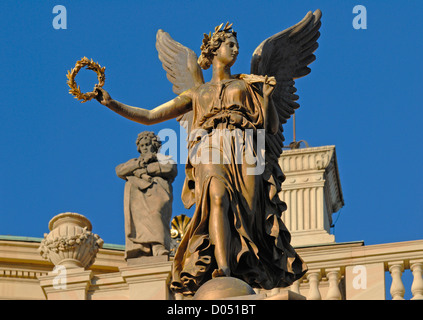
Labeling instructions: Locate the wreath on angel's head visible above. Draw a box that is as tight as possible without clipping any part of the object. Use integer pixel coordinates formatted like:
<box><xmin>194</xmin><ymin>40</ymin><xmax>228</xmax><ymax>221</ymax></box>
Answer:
<box><xmin>66</xmin><ymin>57</ymin><xmax>105</xmax><ymax>103</ymax></box>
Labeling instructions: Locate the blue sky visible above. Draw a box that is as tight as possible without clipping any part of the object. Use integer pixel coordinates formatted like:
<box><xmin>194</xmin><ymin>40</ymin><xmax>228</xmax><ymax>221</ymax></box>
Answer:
<box><xmin>1</xmin><ymin>0</ymin><xmax>422</xmax><ymax>252</ymax></box>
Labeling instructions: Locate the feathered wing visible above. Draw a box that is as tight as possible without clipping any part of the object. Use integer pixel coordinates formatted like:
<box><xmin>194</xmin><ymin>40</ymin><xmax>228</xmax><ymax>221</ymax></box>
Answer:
<box><xmin>155</xmin><ymin>30</ymin><xmax>204</xmax><ymax>133</ymax></box>
<box><xmin>250</xmin><ymin>9</ymin><xmax>322</xmax><ymax>167</ymax></box>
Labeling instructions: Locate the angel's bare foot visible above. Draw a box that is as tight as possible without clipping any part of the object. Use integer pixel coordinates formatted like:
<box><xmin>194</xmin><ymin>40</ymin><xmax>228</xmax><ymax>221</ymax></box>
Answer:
<box><xmin>212</xmin><ymin>267</ymin><xmax>230</xmax><ymax>278</ymax></box>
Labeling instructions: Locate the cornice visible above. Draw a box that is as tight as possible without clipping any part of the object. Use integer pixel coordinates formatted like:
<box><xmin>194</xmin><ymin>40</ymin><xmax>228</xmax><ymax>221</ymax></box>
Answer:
<box><xmin>279</xmin><ymin>145</ymin><xmax>344</xmax><ymax>211</ymax></box>
<box><xmin>279</xmin><ymin>145</ymin><xmax>336</xmax><ymax>173</ymax></box>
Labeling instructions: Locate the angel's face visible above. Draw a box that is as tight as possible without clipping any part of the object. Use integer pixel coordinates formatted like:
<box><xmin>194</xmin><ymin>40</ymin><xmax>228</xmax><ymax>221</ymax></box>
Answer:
<box><xmin>213</xmin><ymin>35</ymin><xmax>239</xmax><ymax>68</ymax></box>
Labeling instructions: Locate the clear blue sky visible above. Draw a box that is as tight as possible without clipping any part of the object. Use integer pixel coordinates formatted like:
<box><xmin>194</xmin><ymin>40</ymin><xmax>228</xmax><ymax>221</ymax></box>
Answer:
<box><xmin>1</xmin><ymin>0</ymin><xmax>422</xmax><ymax>251</ymax></box>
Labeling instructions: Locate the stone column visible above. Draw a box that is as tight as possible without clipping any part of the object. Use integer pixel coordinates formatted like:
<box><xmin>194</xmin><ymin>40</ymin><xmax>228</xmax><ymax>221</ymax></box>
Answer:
<box><xmin>38</xmin><ymin>212</ymin><xmax>103</xmax><ymax>300</ymax></box>
<box><xmin>278</xmin><ymin>145</ymin><xmax>344</xmax><ymax>247</ymax></box>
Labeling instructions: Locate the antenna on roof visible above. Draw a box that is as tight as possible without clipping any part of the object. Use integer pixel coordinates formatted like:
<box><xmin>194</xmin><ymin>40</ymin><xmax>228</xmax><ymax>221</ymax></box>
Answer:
<box><xmin>283</xmin><ymin>113</ymin><xmax>310</xmax><ymax>150</ymax></box>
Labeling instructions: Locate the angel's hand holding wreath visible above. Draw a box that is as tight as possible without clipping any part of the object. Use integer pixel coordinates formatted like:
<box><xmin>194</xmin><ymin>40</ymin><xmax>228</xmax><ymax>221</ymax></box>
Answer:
<box><xmin>95</xmin><ymin>85</ymin><xmax>112</xmax><ymax>106</ymax></box>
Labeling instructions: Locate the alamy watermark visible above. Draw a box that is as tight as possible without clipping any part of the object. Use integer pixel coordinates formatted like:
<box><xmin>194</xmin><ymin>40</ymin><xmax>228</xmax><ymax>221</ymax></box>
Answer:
<box><xmin>53</xmin><ymin>5</ymin><xmax>368</xmax><ymax>31</ymax></box>
<box><xmin>52</xmin><ymin>265</ymin><xmax>67</xmax><ymax>289</ymax></box>
<box><xmin>52</xmin><ymin>5</ymin><xmax>67</xmax><ymax>29</ymax></box>
<box><xmin>157</xmin><ymin>125</ymin><xmax>266</xmax><ymax>176</ymax></box>
<box><xmin>352</xmin><ymin>5</ymin><xmax>367</xmax><ymax>30</ymax></box>
<box><xmin>352</xmin><ymin>265</ymin><xmax>367</xmax><ymax>290</ymax></box>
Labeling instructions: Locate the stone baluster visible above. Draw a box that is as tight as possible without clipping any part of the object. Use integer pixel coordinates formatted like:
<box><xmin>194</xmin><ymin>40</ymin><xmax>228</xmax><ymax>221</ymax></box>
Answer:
<box><xmin>410</xmin><ymin>260</ymin><xmax>423</xmax><ymax>300</ymax></box>
<box><xmin>307</xmin><ymin>270</ymin><xmax>322</xmax><ymax>300</ymax></box>
<box><xmin>325</xmin><ymin>268</ymin><xmax>342</xmax><ymax>300</ymax></box>
<box><xmin>290</xmin><ymin>279</ymin><xmax>301</xmax><ymax>295</ymax></box>
<box><xmin>388</xmin><ymin>261</ymin><xmax>405</xmax><ymax>300</ymax></box>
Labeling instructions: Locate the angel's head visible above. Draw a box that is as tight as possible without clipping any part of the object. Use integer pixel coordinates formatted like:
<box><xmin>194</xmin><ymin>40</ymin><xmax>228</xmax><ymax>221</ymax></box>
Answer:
<box><xmin>198</xmin><ymin>22</ymin><xmax>238</xmax><ymax>70</ymax></box>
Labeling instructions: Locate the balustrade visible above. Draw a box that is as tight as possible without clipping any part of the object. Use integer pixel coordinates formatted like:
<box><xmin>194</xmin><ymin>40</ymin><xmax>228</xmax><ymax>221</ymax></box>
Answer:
<box><xmin>283</xmin><ymin>240</ymin><xmax>423</xmax><ymax>300</ymax></box>
<box><xmin>2</xmin><ymin>236</ymin><xmax>423</xmax><ymax>300</ymax></box>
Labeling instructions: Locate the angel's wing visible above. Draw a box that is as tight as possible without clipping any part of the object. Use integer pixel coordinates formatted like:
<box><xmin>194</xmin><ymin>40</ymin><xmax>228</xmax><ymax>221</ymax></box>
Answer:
<box><xmin>156</xmin><ymin>30</ymin><xmax>204</xmax><ymax>133</ymax></box>
<box><xmin>250</xmin><ymin>9</ymin><xmax>322</xmax><ymax>166</ymax></box>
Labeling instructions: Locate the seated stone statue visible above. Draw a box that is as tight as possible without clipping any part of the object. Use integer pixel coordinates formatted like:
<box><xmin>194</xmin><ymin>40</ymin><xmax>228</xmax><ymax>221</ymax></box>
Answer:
<box><xmin>116</xmin><ymin>131</ymin><xmax>177</xmax><ymax>259</ymax></box>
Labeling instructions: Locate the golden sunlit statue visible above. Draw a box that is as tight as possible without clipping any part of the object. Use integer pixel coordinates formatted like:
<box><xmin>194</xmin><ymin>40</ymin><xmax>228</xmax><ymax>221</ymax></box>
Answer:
<box><xmin>91</xmin><ymin>10</ymin><xmax>322</xmax><ymax>296</ymax></box>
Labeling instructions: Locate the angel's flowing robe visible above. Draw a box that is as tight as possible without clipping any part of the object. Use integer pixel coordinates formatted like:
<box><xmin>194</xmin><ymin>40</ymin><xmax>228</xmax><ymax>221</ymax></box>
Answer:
<box><xmin>171</xmin><ymin>75</ymin><xmax>307</xmax><ymax>295</ymax></box>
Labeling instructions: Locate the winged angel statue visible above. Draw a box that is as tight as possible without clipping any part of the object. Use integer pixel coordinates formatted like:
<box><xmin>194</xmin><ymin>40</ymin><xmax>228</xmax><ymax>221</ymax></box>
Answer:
<box><xmin>95</xmin><ymin>10</ymin><xmax>322</xmax><ymax>295</ymax></box>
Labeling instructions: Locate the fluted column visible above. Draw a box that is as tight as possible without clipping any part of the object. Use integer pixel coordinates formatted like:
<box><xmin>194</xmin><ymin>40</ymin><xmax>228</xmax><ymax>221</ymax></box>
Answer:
<box><xmin>410</xmin><ymin>260</ymin><xmax>423</xmax><ymax>300</ymax></box>
<box><xmin>278</xmin><ymin>146</ymin><xmax>343</xmax><ymax>247</ymax></box>
<box><xmin>307</xmin><ymin>270</ymin><xmax>322</xmax><ymax>300</ymax></box>
<box><xmin>388</xmin><ymin>261</ymin><xmax>405</xmax><ymax>300</ymax></box>
<box><xmin>325</xmin><ymin>268</ymin><xmax>342</xmax><ymax>300</ymax></box>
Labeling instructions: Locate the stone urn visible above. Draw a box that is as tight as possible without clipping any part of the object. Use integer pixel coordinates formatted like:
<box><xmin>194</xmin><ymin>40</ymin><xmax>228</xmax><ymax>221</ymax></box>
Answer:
<box><xmin>38</xmin><ymin>212</ymin><xmax>104</xmax><ymax>269</ymax></box>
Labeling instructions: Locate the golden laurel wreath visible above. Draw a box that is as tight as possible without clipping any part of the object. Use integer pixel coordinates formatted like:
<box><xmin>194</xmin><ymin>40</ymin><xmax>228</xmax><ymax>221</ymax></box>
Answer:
<box><xmin>66</xmin><ymin>57</ymin><xmax>106</xmax><ymax>103</ymax></box>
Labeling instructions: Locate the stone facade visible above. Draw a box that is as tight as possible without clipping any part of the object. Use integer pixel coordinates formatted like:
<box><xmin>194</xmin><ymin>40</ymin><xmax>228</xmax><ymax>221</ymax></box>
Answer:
<box><xmin>1</xmin><ymin>145</ymin><xmax>423</xmax><ymax>300</ymax></box>
<box><xmin>2</xmin><ymin>234</ymin><xmax>423</xmax><ymax>300</ymax></box>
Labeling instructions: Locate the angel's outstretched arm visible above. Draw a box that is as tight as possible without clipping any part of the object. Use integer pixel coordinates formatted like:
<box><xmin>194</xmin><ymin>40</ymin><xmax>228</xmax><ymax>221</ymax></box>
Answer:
<box><xmin>95</xmin><ymin>86</ymin><xmax>192</xmax><ymax>125</ymax></box>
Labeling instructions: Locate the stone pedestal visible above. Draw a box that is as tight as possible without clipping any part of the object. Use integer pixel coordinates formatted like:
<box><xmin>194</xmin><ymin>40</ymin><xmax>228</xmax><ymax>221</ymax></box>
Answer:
<box><xmin>192</xmin><ymin>277</ymin><xmax>306</xmax><ymax>300</ymax></box>
<box><xmin>345</xmin><ymin>262</ymin><xmax>386</xmax><ymax>300</ymax></box>
<box><xmin>39</xmin><ymin>267</ymin><xmax>93</xmax><ymax>300</ymax></box>
<box><xmin>120</xmin><ymin>256</ymin><xmax>172</xmax><ymax>300</ymax></box>
<box><xmin>262</xmin><ymin>289</ymin><xmax>306</xmax><ymax>300</ymax></box>
<box><xmin>278</xmin><ymin>146</ymin><xmax>344</xmax><ymax>247</ymax></box>
<box><xmin>219</xmin><ymin>289</ymin><xmax>306</xmax><ymax>300</ymax></box>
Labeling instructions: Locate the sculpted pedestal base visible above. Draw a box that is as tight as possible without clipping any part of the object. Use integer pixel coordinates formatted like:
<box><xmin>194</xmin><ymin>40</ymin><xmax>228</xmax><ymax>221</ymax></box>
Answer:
<box><xmin>39</xmin><ymin>267</ymin><xmax>93</xmax><ymax>300</ymax></box>
<box><xmin>260</xmin><ymin>289</ymin><xmax>306</xmax><ymax>300</ymax></box>
<box><xmin>120</xmin><ymin>256</ymin><xmax>172</xmax><ymax>300</ymax></box>
<box><xmin>192</xmin><ymin>277</ymin><xmax>306</xmax><ymax>300</ymax></box>
<box><xmin>126</xmin><ymin>255</ymin><xmax>169</xmax><ymax>266</ymax></box>
<box><xmin>216</xmin><ymin>289</ymin><xmax>306</xmax><ymax>300</ymax></box>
